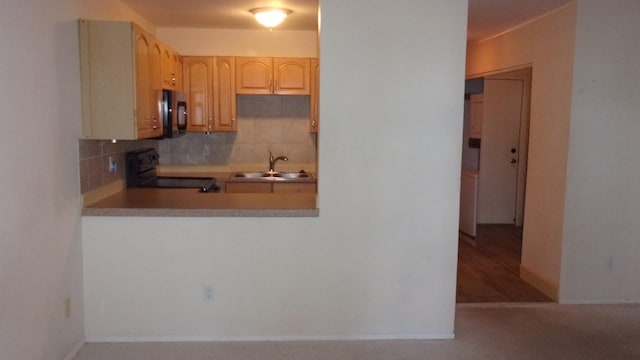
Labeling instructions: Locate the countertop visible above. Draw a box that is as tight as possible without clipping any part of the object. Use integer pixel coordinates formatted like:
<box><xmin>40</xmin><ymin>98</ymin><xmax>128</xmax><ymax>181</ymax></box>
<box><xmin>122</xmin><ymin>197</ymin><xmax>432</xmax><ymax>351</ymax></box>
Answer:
<box><xmin>82</xmin><ymin>188</ymin><xmax>319</xmax><ymax>217</ymax></box>
<box><xmin>82</xmin><ymin>166</ymin><xmax>318</xmax><ymax>217</ymax></box>
<box><xmin>157</xmin><ymin>169</ymin><xmax>316</xmax><ymax>184</ymax></box>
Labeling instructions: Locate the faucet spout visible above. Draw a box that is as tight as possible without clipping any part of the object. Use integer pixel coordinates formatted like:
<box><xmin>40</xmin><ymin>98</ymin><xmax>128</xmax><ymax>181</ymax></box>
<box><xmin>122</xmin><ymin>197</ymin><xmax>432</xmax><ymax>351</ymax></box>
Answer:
<box><xmin>268</xmin><ymin>151</ymin><xmax>288</xmax><ymax>172</ymax></box>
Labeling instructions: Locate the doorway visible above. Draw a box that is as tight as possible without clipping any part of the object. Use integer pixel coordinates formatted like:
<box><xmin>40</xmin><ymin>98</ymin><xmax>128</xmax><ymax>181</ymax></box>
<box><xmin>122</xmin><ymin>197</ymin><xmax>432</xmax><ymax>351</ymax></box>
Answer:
<box><xmin>478</xmin><ymin>69</ymin><xmax>531</xmax><ymax>227</ymax></box>
<box><xmin>457</xmin><ymin>68</ymin><xmax>546</xmax><ymax>303</ymax></box>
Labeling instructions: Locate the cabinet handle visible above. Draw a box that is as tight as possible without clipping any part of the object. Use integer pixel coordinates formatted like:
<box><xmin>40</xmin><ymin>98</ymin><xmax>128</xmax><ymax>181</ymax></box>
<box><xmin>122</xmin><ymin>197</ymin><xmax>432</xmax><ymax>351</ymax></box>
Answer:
<box><xmin>152</xmin><ymin>125</ymin><xmax>158</xmax><ymax>129</ymax></box>
<box><xmin>269</xmin><ymin>80</ymin><xmax>273</xmax><ymax>93</ymax></box>
<box><xmin>275</xmin><ymin>80</ymin><xmax>278</xmax><ymax>92</ymax></box>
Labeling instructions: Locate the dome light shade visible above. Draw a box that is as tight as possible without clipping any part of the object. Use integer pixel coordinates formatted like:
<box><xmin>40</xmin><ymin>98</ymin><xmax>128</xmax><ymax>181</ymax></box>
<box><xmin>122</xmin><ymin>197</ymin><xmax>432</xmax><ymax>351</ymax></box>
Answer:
<box><xmin>250</xmin><ymin>8</ymin><xmax>292</xmax><ymax>28</ymax></box>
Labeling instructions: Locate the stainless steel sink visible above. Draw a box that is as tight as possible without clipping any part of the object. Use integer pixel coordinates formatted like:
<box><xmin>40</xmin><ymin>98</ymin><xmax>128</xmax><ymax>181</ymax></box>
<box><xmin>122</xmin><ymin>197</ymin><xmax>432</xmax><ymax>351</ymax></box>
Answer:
<box><xmin>230</xmin><ymin>171</ymin><xmax>312</xmax><ymax>180</ymax></box>
<box><xmin>278</xmin><ymin>172</ymin><xmax>311</xmax><ymax>179</ymax></box>
<box><xmin>231</xmin><ymin>172</ymin><xmax>272</xmax><ymax>178</ymax></box>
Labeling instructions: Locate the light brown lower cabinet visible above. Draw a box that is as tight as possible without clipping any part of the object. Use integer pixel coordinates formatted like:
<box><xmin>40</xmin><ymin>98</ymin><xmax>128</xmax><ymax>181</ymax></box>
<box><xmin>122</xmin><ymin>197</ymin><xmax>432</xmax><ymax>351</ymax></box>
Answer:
<box><xmin>225</xmin><ymin>183</ymin><xmax>272</xmax><ymax>193</ymax></box>
<box><xmin>272</xmin><ymin>183</ymin><xmax>317</xmax><ymax>193</ymax></box>
<box><xmin>225</xmin><ymin>182</ymin><xmax>316</xmax><ymax>193</ymax></box>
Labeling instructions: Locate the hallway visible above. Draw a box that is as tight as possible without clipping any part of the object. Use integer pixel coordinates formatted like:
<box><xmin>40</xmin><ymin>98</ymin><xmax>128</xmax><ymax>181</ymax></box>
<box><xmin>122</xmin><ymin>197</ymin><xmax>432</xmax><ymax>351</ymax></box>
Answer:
<box><xmin>457</xmin><ymin>225</ymin><xmax>551</xmax><ymax>303</ymax></box>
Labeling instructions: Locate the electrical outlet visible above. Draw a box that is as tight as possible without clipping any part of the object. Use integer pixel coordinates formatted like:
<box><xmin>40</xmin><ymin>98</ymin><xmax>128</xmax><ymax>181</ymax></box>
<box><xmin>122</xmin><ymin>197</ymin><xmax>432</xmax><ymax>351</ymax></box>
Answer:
<box><xmin>108</xmin><ymin>156</ymin><xmax>117</xmax><ymax>173</ymax></box>
<box><xmin>203</xmin><ymin>285</ymin><xmax>214</xmax><ymax>303</ymax></box>
<box><xmin>607</xmin><ymin>257</ymin><xmax>614</xmax><ymax>270</ymax></box>
<box><xmin>64</xmin><ymin>297</ymin><xmax>71</xmax><ymax>318</ymax></box>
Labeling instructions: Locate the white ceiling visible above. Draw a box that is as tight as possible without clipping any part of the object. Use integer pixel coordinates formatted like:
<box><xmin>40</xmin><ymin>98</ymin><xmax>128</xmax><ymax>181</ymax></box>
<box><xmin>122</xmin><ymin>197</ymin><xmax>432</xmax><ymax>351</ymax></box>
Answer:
<box><xmin>120</xmin><ymin>0</ymin><xmax>319</xmax><ymax>31</ymax></box>
<box><xmin>120</xmin><ymin>0</ymin><xmax>574</xmax><ymax>40</ymax></box>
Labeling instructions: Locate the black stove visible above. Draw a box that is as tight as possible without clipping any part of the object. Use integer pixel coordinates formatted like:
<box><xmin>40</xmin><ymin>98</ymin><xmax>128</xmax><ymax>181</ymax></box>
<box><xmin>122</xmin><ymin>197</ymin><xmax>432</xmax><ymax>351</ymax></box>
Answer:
<box><xmin>126</xmin><ymin>148</ymin><xmax>219</xmax><ymax>193</ymax></box>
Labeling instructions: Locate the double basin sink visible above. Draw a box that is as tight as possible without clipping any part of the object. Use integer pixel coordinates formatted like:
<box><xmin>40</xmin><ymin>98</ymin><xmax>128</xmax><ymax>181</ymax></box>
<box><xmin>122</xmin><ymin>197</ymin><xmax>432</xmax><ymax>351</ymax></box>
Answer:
<box><xmin>230</xmin><ymin>171</ymin><xmax>312</xmax><ymax>181</ymax></box>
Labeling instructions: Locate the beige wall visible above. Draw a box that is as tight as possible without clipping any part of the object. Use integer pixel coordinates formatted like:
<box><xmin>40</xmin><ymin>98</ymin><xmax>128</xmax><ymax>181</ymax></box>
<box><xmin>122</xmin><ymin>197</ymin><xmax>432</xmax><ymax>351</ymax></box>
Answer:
<box><xmin>559</xmin><ymin>0</ymin><xmax>640</xmax><ymax>303</ymax></box>
<box><xmin>466</xmin><ymin>3</ymin><xmax>578</xmax><ymax>299</ymax></box>
<box><xmin>82</xmin><ymin>0</ymin><xmax>468</xmax><ymax>340</ymax></box>
<box><xmin>0</xmin><ymin>1</ymin><xmax>152</xmax><ymax>360</ymax></box>
<box><xmin>77</xmin><ymin>1</ymin><xmax>155</xmax><ymax>33</ymax></box>
<box><xmin>156</xmin><ymin>27</ymin><xmax>317</xmax><ymax>57</ymax></box>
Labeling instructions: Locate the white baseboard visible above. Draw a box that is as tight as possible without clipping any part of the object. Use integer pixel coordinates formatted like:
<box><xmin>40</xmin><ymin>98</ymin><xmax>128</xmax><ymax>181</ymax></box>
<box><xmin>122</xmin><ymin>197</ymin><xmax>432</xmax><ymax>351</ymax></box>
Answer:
<box><xmin>85</xmin><ymin>333</ymin><xmax>455</xmax><ymax>343</ymax></box>
<box><xmin>558</xmin><ymin>299</ymin><xmax>640</xmax><ymax>305</ymax></box>
<box><xmin>63</xmin><ymin>340</ymin><xmax>85</xmax><ymax>360</ymax></box>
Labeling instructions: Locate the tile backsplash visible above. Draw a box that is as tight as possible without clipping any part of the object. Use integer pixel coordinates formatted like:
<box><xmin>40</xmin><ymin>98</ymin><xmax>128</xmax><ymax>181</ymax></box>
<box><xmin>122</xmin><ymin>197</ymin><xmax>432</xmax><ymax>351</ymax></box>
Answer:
<box><xmin>158</xmin><ymin>95</ymin><xmax>317</xmax><ymax>167</ymax></box>
<box><xmin>79</xmin><ymin>95</ymin><xmax>317</xmax><ymax>194</ymax></box>
<box><xmin>78</xmin><ymin>139</ymin><xmax>158</xmax><ymax>194</ymax></box>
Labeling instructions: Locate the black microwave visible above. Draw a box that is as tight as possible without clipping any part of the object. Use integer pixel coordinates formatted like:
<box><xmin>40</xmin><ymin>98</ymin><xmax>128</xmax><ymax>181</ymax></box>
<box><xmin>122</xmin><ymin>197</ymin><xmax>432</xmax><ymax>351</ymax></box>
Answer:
<box><xmin>160</xmin><ymin>89</ymin><xmax>187</xmax><ymax>138</ymax></box>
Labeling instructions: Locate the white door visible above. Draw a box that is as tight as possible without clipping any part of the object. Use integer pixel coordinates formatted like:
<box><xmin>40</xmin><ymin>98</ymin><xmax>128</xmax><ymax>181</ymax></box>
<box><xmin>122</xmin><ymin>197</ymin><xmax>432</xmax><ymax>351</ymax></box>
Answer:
<box><xmin>478</xmin><ymin>79</ymin><xmax>524</xmax><ymax>224</ymax></box>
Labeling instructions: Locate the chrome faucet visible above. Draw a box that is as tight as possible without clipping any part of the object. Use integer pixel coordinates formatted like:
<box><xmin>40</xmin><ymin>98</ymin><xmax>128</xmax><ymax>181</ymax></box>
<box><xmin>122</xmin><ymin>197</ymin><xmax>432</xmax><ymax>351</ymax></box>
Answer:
<box><xmin>268</xmin><ymin>151</ymin><xmax>288</xmax><ymax>173</ymax></box>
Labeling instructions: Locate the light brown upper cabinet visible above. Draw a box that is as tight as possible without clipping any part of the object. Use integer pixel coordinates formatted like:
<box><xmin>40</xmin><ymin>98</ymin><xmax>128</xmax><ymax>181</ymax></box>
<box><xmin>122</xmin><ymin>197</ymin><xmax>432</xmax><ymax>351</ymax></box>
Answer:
<box><xmin>79</xmin><ymin>20</ymin><xmax>163</xmax><ymax>140</ymax></box>
<box><xmin>161</xmin><ymin>46</ymin><xmax>183</xmax><ymax>91</ymax></box>
<box><xmin>236</xmin><ymin>57</ymin><xmax>310</xmax><ymax>95</ymax></box>
<box><xmin>310</xmin><ymin>58</ymin><xmax>319</xmax><ymax>133</ymax></box>
<box><xmin>183</xmin><ymin>56</ymin><xmax>237</xmax><ymax>132</ymax></box>
<box><xmin>145</xmin><ymin>39</ymin><xmax>163</xmax><ymax>139</ymax></box>
<box><xmin>212</xmin><ymin>56</ymin><xmax>237</xmax><ymax>132</ymax></box>
<box><xmin>183</xmin><ymin>56</ymin><xmax>213</xmax><ymax>132</ymax></box>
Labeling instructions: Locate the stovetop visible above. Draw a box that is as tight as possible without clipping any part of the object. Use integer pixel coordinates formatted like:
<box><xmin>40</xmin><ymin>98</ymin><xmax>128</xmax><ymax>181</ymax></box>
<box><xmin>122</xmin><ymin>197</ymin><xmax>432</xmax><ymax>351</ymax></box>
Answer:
<box><xmin>126</xmin><ymin>148</ymin><xmax>219</xmax><ymax>193</ymax></box>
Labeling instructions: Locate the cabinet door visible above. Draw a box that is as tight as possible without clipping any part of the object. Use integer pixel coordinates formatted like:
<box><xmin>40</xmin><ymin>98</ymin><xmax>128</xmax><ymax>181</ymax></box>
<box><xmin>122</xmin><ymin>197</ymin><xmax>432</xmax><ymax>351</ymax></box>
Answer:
<box><xmin>273</xmin><ymin>183</ymin><xmax>317</xmax><ymax>193</ymax></box>
<box><xmin>470</xmin><ymin>93</ymin><xmax>483</xmax><ymax>138</ymax></box>
<box><xmin>212</xmin><ymin>56</ymin><xmax>237</xmax><ymax>131</ymax></box>
<box><xmin>134</xmin><ymin>30</ymin><xmax>153</xmax><ymax>139</ymax></box>
<box><xmin>235</xmin><ymin>57</ymin><xmax>273</xmax><ymax>94</ymax></box>
<box><xmin>183</xmin><ymin>56</ymin><xmax>213</xmax><ymax>132</ymax></box>
<box><xmin>274</xmin><ymin>58</ymin><xmax>310</xmax><ymax>95</ymax></box>
<box><xmin>310</xmin><ymin>58</ymin><xmax>319</xmax><ymax>133</ymax></box>
<box><xmin>148</xmin><ymin>41</ymin><xmax>163</xmax><ymax>137</ymax></box>
<box><xmin>161</xmin><ymin>47</ymin><xmax>177</xmax><ymax>89</ymax></box>
<box><xmin>161</xmin><ymin>48</ymin><xmax>183</xmax><ymax>91</ymax></box>
<box><xmin>225</xmin><ymin>183</ymin><xmax>272</xmax><ymax>193</ymax></box>
<box><xmin>174</xmin><ymin>54</ymin><xmax>183</xmax><ymax>91</ymax></box>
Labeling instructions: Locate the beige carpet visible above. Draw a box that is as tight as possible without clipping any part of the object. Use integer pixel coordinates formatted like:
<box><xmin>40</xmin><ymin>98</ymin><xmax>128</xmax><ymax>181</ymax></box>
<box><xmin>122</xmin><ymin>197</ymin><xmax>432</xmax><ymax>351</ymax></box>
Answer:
<box><xmin>73</xmin><ymin>303</ymin><xmax>640</xmax><ymax>360</ymax></box>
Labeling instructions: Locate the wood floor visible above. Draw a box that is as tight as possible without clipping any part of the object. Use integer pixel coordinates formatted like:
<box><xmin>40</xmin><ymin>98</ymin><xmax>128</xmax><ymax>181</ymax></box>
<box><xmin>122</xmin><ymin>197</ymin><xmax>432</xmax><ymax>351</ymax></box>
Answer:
<box><xmin>456</xmin><ymin>224</ymin><xmax>552</xmax><ymax>303</ymax></box>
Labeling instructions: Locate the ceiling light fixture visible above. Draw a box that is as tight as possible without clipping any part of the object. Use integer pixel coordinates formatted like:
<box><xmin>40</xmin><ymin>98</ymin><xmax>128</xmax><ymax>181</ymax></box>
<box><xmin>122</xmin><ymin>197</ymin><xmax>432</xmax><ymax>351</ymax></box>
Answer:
<box><xmin>249</xmin><ymin>7</ymin><xmax>293</xmax><ymax>29</ymax></box>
